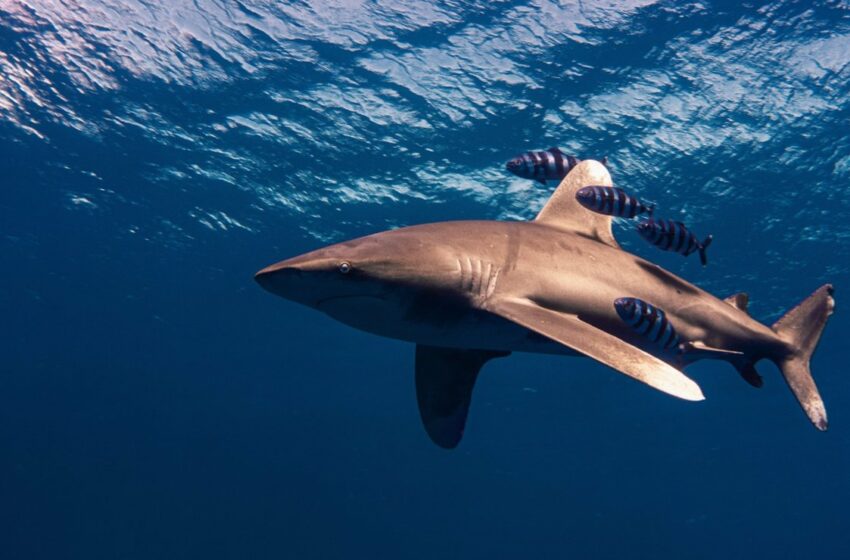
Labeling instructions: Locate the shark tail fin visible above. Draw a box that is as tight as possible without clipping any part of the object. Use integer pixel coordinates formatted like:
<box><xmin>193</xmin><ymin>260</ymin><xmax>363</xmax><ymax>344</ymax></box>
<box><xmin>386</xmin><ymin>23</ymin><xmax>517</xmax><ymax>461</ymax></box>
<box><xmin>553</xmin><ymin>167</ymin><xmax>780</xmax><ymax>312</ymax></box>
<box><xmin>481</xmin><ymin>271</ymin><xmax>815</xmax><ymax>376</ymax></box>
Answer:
<box><xmin>698</xmin><ymin>235</ymin><xmax>712</xmax><ymax>266</ymax></box>
<box><xmin>770</xmin><ymin>284</ymin><xmax>835</xmax><ymax>431</ymax></box>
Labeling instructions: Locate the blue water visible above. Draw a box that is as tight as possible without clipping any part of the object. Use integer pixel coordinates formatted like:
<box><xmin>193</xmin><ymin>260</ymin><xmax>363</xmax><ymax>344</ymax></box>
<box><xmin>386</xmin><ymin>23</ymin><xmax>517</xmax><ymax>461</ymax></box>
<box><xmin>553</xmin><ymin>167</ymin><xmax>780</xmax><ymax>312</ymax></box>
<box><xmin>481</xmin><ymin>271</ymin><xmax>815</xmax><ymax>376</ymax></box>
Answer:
<box><xmin>2</xmin><ymin>1</ymin><xmax>850</xmax><ymax>557</ymax></box>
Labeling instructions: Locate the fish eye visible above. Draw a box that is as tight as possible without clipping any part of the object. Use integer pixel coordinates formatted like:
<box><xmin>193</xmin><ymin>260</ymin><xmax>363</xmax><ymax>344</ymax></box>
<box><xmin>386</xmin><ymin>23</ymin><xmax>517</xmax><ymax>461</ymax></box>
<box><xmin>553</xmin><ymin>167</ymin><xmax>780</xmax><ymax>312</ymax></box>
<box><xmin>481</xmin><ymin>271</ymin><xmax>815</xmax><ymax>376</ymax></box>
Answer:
<box><xmin>338</xmin><ymin>261</ymin><xmax>351</xmax><ymax>274</ymax></box>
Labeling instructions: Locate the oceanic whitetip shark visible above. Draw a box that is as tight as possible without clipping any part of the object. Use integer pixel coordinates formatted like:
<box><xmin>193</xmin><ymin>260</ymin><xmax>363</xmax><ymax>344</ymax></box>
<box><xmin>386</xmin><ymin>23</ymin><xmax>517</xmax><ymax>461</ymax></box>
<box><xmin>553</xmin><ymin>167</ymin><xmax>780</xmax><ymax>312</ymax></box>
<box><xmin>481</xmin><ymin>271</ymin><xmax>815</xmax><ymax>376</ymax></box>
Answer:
<box><xmin>256</xmin><ymin>161</ymin><xmax>834</xmax><ymax>448</ymax></box>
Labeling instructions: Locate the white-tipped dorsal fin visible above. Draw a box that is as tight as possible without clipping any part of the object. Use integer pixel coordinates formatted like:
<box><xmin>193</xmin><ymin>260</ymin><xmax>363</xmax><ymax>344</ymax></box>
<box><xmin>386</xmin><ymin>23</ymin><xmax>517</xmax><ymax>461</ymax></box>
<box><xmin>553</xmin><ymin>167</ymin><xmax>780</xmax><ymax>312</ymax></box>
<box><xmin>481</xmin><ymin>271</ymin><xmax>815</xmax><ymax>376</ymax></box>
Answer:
<box><xmin>724</xmin><ymin>292</ymin><xmax>749</xmax><ymax>314</ymax></box>
<box><xmin>534</xmin><ymin>159</ymin><xmax>618</xmax><ymax>248</ymax></box>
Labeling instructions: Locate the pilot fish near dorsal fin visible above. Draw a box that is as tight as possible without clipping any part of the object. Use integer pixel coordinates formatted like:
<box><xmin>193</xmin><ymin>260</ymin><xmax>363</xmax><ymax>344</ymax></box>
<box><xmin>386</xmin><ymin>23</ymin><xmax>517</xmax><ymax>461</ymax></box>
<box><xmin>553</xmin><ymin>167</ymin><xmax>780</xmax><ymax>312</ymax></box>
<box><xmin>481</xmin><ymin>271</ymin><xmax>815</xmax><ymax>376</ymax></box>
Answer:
<box><xmin>724</xmin><ymin>292</ymin><xmax>749</xmax><ymax>314</ymax></box>
<box><xmin>534</xmin><ymin>160</ymin><xmax>619</xmax><ymax>249</ymax></box>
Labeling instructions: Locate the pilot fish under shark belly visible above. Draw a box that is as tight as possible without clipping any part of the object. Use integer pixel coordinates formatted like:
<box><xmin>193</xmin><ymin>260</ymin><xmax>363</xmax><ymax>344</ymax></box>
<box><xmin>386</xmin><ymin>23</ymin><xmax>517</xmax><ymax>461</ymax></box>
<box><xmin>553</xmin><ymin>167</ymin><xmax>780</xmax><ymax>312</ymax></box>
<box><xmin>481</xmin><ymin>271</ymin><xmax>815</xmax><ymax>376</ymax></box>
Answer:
<box><xmin>256</xmin><ymin>160</ymin><xmax>835</xmax><ymax>449</ymax></box>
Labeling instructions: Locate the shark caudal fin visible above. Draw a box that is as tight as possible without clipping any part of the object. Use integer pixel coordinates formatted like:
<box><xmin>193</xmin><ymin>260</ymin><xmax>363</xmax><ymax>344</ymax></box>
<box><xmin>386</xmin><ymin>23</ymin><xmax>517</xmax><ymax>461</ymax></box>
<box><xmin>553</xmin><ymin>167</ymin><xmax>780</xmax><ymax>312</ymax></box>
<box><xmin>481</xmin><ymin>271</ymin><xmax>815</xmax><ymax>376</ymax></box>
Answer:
<box><xmin>771</xmin><ymin>284</ymin><xmax>835</xmax><ymax>431</ymax></box>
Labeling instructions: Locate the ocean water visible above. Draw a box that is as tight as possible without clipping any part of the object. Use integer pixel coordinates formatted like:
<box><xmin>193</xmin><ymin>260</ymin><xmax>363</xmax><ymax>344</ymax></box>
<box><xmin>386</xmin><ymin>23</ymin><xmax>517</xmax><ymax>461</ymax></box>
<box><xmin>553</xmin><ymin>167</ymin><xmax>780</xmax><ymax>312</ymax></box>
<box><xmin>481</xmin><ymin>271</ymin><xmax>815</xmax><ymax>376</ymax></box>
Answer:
<box><xmin>2</xmin><ymin>0</ymin><xmax>850</xmax><ymax>557</ymax></box>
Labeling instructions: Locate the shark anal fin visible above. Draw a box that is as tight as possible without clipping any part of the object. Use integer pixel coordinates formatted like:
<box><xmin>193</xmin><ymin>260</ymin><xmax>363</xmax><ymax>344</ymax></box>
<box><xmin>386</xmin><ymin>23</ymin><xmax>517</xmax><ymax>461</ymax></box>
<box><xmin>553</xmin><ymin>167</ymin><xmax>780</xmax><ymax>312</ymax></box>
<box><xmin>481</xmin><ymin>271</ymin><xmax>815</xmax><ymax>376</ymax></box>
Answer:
<box><xmin>724</xmin><ymin>292</ymin><xmax>750</xmax><ymax>314</ymax></box>
<box><xmin>736</xmin><ymin>362</ymin><xmax>764</xmax><ymax>388</ymax></box>
<box><xmin>485</xmin><ymin>298</ymin><xmax>704</xmax><ymax>401</ymax></box>
<box><xmin>415</xmin><ymin>345</ymin><xmax>509</xmax><ymax>449</ymax></box>
<box><xmin>534</xmin><ymin>160</ymin><xmax>619</xmax><ymax>249</ymax></box>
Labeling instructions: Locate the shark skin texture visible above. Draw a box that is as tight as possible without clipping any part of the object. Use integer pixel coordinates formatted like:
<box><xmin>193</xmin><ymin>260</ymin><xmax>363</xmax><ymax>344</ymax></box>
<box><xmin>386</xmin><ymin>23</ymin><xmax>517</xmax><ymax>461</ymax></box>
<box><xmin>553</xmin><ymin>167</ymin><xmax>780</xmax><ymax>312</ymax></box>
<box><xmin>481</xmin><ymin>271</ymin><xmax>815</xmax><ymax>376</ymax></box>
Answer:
<box><xmin>256</xmin><ymin>161</ymin><xmax>834</xmax><ymax>448</ymax></box>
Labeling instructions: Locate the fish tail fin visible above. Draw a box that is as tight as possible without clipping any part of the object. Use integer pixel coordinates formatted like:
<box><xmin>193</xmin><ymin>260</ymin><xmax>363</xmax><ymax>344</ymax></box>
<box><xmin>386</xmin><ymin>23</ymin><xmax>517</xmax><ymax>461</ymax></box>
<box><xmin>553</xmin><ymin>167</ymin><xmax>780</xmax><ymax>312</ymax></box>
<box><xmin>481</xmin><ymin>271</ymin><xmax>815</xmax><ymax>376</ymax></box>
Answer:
<box><xmin>770</xmin><ymin>284</ymin><xmax>835</xmax><ymax>431</ymax></box>
<box><xmin>698</xmin><ymin>234</ymin><xmax>712</xmax><ymax>266</ymax></box>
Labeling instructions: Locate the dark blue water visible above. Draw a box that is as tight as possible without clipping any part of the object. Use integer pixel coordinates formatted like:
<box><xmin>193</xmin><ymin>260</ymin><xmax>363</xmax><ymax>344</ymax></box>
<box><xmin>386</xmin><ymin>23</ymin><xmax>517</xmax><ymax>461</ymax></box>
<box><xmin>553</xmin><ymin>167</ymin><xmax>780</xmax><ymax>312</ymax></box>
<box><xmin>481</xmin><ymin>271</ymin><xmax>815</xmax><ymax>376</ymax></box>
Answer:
<box><xmin>2</xmin><ymin>1</ymin><xmax>850</xmax><ymax>557</ymax></box>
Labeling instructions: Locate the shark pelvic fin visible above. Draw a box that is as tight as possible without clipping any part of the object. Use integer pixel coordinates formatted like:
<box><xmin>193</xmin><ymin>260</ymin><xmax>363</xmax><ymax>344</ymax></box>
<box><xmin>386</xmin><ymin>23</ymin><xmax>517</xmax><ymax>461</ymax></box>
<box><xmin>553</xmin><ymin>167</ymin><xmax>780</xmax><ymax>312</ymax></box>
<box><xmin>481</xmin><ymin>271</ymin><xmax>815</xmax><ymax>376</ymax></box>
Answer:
<box><xmin>415</xmin><ymin>345</ymin><xmax>509</xmax><ymax>449</ymax></box>
<box><xmin>724</xmin><ymin>292</ymin><xmax>749</xmax><ymax>314</ymax></box>
<box><xmin>485</xmin><ymin>297</ymin><xmax>704</xmax><ymax>401</ymax></box>
<box><xmin>534</xmin><ymin>160</ymin><xmax>619</xmax><ymax>249</ymax></box>
<box><xmin>681</xmin><ymin>340</ymin><xmax>744</xmax><ymax>357</ymax></box>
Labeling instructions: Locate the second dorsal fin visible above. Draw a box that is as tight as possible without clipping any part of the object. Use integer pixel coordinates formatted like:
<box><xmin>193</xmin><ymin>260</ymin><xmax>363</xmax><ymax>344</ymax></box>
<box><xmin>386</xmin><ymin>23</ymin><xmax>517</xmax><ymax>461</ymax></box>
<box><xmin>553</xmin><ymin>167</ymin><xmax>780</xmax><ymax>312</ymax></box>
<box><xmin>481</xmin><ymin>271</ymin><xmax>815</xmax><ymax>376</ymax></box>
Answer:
<box><xmin>534</xmin><ymin>159</ymin><xmax>618</xmax><ymax>248</ymax></box>
<box><xmin>724</xmin><ymin>292</ymin><xmax>749</xmax><ymax>314</ymax></box>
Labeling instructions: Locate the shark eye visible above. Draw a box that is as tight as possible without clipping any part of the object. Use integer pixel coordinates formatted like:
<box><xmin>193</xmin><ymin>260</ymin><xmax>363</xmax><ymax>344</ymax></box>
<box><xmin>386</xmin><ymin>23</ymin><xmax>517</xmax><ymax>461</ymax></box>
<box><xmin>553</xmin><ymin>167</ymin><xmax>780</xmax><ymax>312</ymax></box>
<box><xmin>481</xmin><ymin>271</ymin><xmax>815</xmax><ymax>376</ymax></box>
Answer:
<box><xmin>338</xmin><ymin>261</ymin><xmax>352</xmax><ymax>274</ymax></box>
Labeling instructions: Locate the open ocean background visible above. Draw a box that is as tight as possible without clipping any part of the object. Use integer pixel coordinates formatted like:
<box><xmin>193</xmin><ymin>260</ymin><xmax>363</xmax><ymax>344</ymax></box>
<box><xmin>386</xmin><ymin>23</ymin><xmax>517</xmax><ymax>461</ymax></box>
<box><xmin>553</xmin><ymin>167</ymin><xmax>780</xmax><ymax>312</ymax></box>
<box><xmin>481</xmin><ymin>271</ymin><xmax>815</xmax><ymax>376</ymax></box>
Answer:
<box><xmin>2</xmin><ymin>1</ymin><xmax>850</xmax><ymax>558</ymax></box>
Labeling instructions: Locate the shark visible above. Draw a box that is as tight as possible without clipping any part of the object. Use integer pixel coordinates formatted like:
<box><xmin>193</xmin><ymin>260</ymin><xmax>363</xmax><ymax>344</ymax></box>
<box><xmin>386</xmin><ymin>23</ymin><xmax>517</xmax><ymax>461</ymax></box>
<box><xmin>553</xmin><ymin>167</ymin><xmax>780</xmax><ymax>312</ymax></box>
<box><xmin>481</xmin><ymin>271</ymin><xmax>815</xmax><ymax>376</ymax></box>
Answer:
<box><xmin>255</xmin><ymin>161</ymin><xmax>834</xmax><ymax>449</ymax></box>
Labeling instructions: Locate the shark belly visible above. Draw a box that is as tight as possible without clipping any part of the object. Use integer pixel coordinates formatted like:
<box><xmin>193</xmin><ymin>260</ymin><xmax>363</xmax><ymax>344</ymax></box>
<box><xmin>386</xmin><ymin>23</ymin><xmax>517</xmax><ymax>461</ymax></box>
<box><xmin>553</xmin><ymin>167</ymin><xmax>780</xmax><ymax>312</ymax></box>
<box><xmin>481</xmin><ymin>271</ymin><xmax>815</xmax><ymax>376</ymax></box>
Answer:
<box><xmin>317</xmin><ymin>292</ymin><xmax>577</xmax><ymax>355</ymax></box>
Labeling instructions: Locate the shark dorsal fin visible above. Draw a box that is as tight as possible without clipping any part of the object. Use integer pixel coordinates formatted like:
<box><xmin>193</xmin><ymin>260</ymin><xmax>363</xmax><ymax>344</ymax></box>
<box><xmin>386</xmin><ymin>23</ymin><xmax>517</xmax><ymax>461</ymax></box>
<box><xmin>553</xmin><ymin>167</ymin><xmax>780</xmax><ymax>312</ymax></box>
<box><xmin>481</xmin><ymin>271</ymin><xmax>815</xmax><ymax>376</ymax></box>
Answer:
<box><xmin>534</xmin><ymin>159</ymin><xmax>618</xmax><ymax>248</ymax></box>
<box><xmin>724</xmin><ymin>292</ymin><xmax>749</xmax><ymax>314</ymax></box>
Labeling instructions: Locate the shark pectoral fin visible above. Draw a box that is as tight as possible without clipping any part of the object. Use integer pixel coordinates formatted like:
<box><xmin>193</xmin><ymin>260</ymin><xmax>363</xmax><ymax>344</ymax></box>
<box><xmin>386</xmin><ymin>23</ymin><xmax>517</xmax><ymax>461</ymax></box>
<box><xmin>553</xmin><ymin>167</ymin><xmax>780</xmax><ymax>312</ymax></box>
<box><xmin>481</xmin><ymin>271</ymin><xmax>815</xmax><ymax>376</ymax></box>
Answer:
<box><xmin>485</xmin><ymin>298</ymin><xmax>705</xmax><ymax>401</ymax></box>
<box><xmin>415</xmin><ymin>345</ymin><xmax>510</xmax><ymax>449</ymax></box>
<box><xmin>534</xmin><ymin>160</ymin><xmax>619</xmax><ymax>249</ymax></box>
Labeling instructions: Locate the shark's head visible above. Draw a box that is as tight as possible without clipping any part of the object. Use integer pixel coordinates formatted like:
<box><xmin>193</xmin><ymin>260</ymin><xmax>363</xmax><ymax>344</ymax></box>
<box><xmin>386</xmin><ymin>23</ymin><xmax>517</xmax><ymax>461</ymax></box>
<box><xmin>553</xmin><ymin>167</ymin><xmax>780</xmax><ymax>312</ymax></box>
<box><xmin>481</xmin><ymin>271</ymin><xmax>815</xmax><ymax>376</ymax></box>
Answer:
<box><xmin>255</xmin><ymin>227</ymin><xmax>463</xmax><ymax>331</ymax></box>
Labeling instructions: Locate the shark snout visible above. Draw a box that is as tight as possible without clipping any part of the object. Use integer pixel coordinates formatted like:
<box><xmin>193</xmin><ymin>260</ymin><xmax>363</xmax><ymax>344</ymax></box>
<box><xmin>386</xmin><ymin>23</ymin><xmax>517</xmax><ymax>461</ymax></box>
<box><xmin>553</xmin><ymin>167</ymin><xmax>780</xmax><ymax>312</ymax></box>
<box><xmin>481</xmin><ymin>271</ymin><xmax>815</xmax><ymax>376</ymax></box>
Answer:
<box><xmin>255</xmin><ymin>262</ymin><xmax>302</xmax><ymax>294</ymax></box>
<box><xmin>255</xmin><ymin>249</ymin><xmax>374</xmax><ymax>309</ymax></box>
<box><xmin>254</xmin><ymin>251</ymin><xmax>334</xmax><ymax>303</ymax></box>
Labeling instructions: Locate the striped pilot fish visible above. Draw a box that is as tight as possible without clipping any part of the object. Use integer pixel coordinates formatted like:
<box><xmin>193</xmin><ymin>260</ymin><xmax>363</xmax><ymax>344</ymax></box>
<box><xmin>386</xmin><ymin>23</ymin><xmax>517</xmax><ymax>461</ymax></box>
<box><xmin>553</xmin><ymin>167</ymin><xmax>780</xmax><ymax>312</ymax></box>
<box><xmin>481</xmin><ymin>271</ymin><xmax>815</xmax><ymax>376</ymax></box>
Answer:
<box><xmin>575</xmin><ymin>186</ymin><xmax>654</xmax><ymax>219</ymax></box>
<box><xmin>505</xmin><ymin>147</ymin><xmax>606</xmax><ymax>184</ymax></box>
<box><xmin>614</xmin><ymin>297</ymin><xmax>682</xmax><ymax>355</ymax></box>
<box><xmin>637</xmin><ymin>218</ymin><xmax>713</xmax><ymax>266</ymax></box>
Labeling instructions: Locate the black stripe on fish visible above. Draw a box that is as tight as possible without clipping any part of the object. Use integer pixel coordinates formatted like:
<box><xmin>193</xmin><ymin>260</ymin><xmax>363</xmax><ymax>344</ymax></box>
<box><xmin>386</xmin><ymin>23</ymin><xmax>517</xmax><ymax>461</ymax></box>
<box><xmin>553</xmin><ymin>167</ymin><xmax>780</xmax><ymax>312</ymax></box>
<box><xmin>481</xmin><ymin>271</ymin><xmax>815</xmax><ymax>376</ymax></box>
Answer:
<box><xmin>615</xmin><ymin>188</ymin><xmax>626</xmax><ymax>216</ymax></box>
<box><xmin>642</xmin><ymin>305</ymin><xmax>659</xmax><ymax>335</ymax></box>
<box><xmin>665</xmin><ymin>221</ymin><xmax>676</xmax><ymax>250</ymax></box>
<box><xmin>604</xmin><ymin>188</ymin><xmax>614</xmax><ymax>214</ymax></box>
<box><xmin>536</xmin><ymin>151</ymin><xmax>548</xmax><ymax>177</ymax></box>
<box><xmin>549</xmin><ymin>148</ymin><xmax>565</xmax><ymax>177</ymax></box>
<box><xmin>548</xmin><ymin>155</ymin><xmax>558</xmax><ymax>179</ymax></box>
<box><xmin>625</xmin><ymin>194</ymin><xmax>636</xmax><ymax>218</ymax></box>
<box><xmin>673</xmin><ymin>222</ymin><xmax>684</xmax><ymax>252</ymax></box>
<box><xmin>632</xmin><ymin>301</ymin><xmax>647</xmax><ymax>330</ymax></box>
<box><xmin>652</xmin><ymin>313</ymin><xmax>667</xmax><ymax>342</ymax></box>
